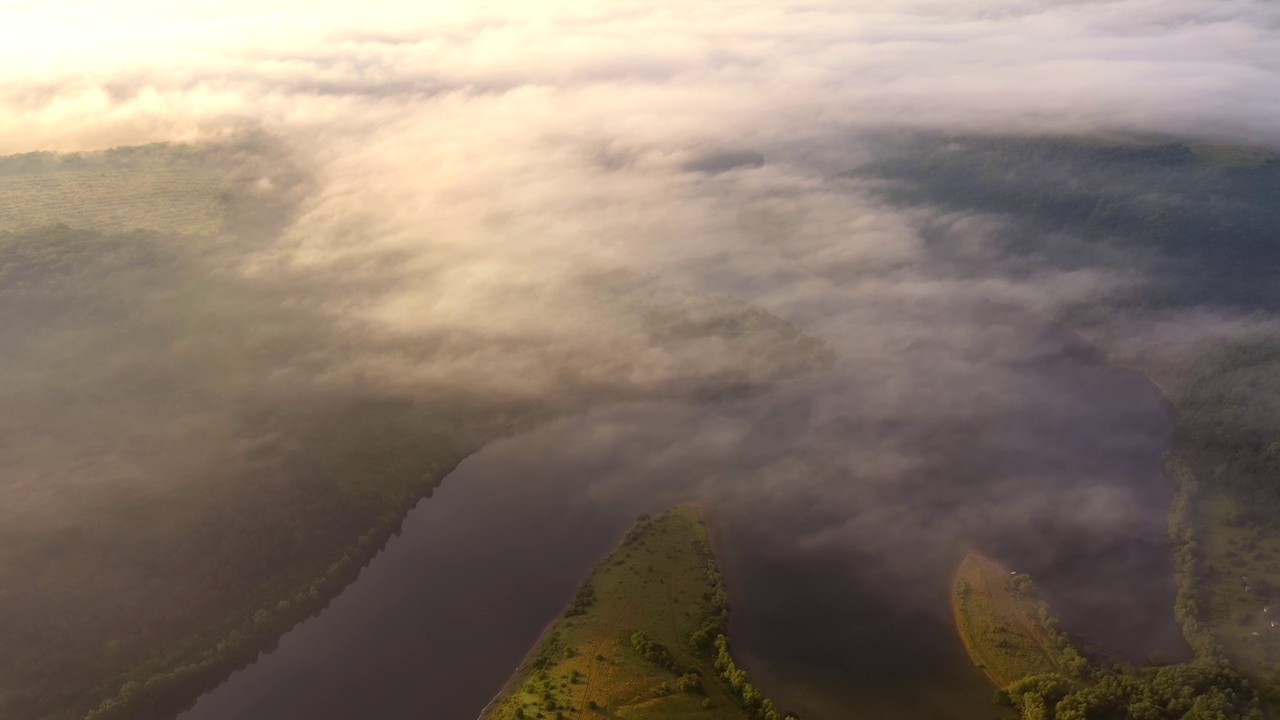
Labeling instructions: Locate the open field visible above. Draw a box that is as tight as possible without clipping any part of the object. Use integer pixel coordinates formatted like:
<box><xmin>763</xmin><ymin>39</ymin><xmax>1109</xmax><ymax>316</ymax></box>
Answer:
<box><xmin>481</xmin><ymin>506</ymin><xmax>794</xmax><ymax>720</ymax></box>
<box><xmin>1199</xmin><ymin>490</ymin><xmax>1280</xmax><ymax>681</ymax></box>
<box><xmin>951</xmin><ymin>551</ymin><xmax>1063</xmax><ymax>688</ymax></box>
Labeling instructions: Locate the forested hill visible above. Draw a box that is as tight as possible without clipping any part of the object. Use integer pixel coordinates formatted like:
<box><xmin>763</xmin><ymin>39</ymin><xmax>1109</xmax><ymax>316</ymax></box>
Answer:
<box><xmin>858</xmin><ymin>137</ymin><xmax>1280</xmax><ymax>311</ymax></box>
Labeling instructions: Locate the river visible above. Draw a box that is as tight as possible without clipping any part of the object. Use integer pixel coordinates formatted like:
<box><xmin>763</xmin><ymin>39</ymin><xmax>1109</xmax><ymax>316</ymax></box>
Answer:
<box><xmin>180</xmin><ymin>318</ymin><xmax>1182</xmax><ymax>720</ymax></box>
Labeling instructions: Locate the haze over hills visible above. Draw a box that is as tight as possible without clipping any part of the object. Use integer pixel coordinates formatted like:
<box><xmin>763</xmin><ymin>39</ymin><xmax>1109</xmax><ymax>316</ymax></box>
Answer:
<box><xmin>0</xmin><ymin>139</ymin><xmax>834</xmax><ymax>720</ymax></box>
<box><xmin>2</xmin><ymin>2</ymin><xmax>1279</xmax><ymax>720</ymax></box>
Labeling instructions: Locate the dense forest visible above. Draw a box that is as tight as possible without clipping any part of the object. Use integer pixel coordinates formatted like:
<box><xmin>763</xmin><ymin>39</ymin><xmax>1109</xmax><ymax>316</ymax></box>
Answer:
<box><xmin>860</xmin><ymin>137</ymin><xmax>1280</xmax><ymax>309</ymax></box>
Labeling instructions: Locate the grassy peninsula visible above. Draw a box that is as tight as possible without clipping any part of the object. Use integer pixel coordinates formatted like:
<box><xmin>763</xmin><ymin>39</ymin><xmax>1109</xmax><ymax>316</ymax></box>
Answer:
<box><xmin>951</xmin><ymin>551</ymin><xmax>1074</xmax><ymax>687</ymax></box>
<box><xmin>951</xmin><ymin>549</ymin><xmax>1261</xmax><ymax>720</ymax></box>
<box><xmin>481</xmin><ymin>506</ymin><xmax>796</xmax><ymax>720</ymax></box>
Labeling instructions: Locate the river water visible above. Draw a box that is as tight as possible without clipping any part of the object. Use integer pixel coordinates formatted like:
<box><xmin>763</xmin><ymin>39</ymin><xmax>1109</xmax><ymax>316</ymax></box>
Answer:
<box><xmin>180</xmin><ymin>319</ymin><xmax>1182</xmax><ymax>720</ymax></box>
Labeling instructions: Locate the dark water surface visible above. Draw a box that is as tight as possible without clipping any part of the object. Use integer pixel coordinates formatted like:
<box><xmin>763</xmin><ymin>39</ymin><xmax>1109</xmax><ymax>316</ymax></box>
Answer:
<box><xmin>181</xmin><ymin>322</ymin><xmax>1182</xmax><ymax>720</ymax></box>
<box><xmin>178</xmin><ymin>434</ymin><xmax>645</xmax><ymax>720</ymax></box>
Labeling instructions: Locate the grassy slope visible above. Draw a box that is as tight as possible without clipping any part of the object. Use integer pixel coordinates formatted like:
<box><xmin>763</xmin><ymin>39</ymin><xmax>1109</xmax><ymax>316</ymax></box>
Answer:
<box><xmin>482</xmin><ymin>507</ymin><xmax>776</xmax><ymax>720</ymax></box>
<box><xmin>951</xmin><ymin>551</ymin><xmax>1062</xmax><ymax>688</ymax></box>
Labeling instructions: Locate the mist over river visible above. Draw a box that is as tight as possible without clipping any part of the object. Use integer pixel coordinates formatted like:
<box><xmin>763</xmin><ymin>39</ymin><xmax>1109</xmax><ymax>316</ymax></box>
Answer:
<box><xmin>179</xmin><ymin>310</ymin><xmax>1182</xmax><ymax>720</ymax></box>
<box><xmin>5</xmin><ymin>3</ymin><xmax>1279</xmax><ymax>719</ymax></box>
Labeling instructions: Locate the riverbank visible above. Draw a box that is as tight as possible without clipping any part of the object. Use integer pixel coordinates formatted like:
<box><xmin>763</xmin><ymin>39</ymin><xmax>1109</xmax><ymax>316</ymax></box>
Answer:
<box><xmin>85</xmin><ymin>441</ymin><xmax>483</xmax><ymax>720</ymax></box>
<box><xmin>480</xmin><ymin>506</ymin><xmax>795</xmax><ymax>720</ymax></box>
<box><xmin>951</xmin><ymin>545</ymin><xmax>1264</xmax><ymax>720</ymax></box>
<box><xmin>951</xmin><ymin>551</ymin><xmax>1063</xmax><ymax>688</ymax></box>
<box><xmin>2</xmin><ymin>278</ymin><xmax>832</xmax><ymax>720</ymax></box>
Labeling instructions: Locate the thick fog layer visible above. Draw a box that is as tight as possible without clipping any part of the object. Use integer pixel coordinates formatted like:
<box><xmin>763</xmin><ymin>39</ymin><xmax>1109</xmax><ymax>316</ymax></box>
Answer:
<box><xmin>3</xmin><ymin>3</ymin><xmax>1279</xmax><ymax>711</ymax></box>
<box><xmin>5</xmin><ymin>0</ymin><xmax>1277</xmax><ymax>315</ymax></box>
<box><xmin>5</xmin><ymin>0</ymin><xmax>1280</xmax><ymax>150</ymax></box>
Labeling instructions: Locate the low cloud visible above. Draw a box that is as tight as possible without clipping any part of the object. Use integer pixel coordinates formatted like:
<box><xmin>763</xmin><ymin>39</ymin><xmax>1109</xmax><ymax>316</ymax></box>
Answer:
<box><xmin>2</xmin><ymin>1</ymin><xmax>1277</xmax><ymax>707</ymax></box>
